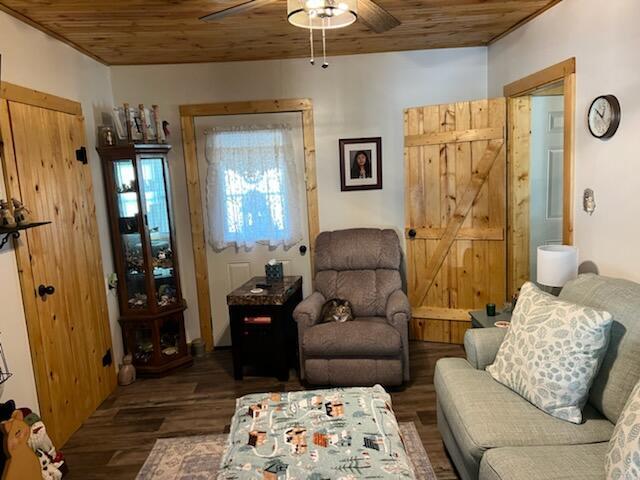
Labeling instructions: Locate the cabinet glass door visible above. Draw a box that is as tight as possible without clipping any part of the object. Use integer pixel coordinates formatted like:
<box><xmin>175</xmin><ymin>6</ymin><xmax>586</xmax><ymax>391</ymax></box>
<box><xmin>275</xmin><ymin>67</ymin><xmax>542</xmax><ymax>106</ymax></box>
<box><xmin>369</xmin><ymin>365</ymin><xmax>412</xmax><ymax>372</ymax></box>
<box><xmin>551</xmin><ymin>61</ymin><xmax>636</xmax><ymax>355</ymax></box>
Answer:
<box><xmin>139</xmin><ymin>157</ymin><xmax>178</xmax><ymax>309</ymax></box>
<box><xmin>113</xmin><ymin>160</ymin><xmax>148</xmax><ymax>310</ymax></box>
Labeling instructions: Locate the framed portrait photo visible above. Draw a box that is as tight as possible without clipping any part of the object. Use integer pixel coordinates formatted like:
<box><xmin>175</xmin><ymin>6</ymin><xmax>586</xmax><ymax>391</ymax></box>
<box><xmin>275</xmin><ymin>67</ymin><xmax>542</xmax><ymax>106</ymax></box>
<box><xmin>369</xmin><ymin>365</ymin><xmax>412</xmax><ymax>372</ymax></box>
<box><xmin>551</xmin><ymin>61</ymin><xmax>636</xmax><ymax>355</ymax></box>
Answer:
<box><xmin>339</xmin><ymin>137</ymin><xmax>383</xmax><ymax>191</ymax></box>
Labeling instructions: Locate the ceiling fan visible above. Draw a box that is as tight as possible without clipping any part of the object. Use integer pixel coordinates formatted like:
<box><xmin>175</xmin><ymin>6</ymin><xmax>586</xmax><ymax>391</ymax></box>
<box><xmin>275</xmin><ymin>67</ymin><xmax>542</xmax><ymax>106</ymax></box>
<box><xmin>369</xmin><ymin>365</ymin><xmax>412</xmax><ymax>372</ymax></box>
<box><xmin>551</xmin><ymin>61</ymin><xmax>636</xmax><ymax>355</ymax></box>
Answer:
<box><xmin>200</xmin><ymin>0</ymin><xmax>401</xmax><ymax>35</ymax></box>
<box><xmin>200</xmin><ymin>0</ymin><xmax>400</xmax><ymax>67</ymax></box>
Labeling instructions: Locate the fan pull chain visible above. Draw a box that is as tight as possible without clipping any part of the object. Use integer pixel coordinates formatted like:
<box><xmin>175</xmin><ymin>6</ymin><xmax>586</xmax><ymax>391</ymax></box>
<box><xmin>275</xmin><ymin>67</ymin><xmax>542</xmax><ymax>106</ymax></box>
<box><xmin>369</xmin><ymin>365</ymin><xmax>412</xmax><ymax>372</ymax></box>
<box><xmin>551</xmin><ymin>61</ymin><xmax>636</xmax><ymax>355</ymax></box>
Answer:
<box><xmin>321</xmin><ymin>18</ymin><xmax>328</xmax><ymax>68</ymax></box>
<box><xmin>309</xmin><ymin>16</ymin><xmax>315</xmax><ymax>65</ymax></box>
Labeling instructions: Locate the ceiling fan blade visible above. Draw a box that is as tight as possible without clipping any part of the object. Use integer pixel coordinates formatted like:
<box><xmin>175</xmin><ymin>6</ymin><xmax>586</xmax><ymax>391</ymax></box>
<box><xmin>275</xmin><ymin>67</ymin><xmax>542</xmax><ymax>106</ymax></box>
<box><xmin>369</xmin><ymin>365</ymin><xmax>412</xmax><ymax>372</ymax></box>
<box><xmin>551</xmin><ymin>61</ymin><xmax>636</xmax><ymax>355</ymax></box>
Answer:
<box><xmin>358</xmin><ymin>0</ymin><xmax>401</xmax><ymax>33</ymax></box>
<box><xmin>200</xmin><ymin>0</ymin><xmax>277</xmax><ymax>22</ymax></box>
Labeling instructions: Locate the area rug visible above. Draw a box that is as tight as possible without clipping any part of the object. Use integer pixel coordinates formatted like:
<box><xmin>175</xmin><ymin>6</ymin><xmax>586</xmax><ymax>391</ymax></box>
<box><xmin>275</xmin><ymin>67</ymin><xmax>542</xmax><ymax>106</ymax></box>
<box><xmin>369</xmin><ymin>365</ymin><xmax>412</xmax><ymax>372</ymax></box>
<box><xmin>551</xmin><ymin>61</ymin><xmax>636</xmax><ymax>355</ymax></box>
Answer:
<box><xmin>136</xmin><ymin>422</ymin><xmax>437</xmax><ymax>479</ymax></box>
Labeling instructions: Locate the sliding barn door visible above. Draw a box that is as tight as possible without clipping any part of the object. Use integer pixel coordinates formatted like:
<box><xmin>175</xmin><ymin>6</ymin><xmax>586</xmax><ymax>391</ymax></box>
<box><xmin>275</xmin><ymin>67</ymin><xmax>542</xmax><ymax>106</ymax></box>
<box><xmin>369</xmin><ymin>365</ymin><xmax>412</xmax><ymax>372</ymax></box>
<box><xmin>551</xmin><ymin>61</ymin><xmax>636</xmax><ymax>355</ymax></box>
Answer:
<box><xmin>2</xmin><ymin>101</ymin><xmax>116</xmax><ymax>446</ymax></box>
<box><xmin>404</xmin><ymin>98</ymin><xmax>506</xmax><ymax>344</ymax></box>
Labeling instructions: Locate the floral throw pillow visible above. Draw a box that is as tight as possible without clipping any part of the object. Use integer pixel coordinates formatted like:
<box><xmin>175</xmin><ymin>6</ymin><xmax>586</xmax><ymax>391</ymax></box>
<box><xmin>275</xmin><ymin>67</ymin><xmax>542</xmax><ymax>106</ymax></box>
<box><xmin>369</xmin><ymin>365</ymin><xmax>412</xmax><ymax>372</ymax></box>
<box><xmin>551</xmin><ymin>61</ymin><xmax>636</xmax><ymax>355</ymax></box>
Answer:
<box><xmin>606</xmin><ymin>380</ymin><xmax>640</xmax><ymax>479</ymax></box>
<box><xmin>486</xmin><ymin>281</ymin><xmax>612</xmax><ymax>424</ymax></box>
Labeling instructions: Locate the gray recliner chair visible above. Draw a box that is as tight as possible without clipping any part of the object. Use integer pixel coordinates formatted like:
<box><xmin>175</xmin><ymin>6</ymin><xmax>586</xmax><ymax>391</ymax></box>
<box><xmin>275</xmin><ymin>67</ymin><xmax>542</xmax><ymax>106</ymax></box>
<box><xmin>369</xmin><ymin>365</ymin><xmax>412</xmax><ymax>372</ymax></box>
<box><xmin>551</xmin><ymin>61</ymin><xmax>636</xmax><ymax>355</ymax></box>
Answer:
<box><xmin>293</xmin><ymin>228</ymin><xmax>411</xmax><ymax>387</ymax></box>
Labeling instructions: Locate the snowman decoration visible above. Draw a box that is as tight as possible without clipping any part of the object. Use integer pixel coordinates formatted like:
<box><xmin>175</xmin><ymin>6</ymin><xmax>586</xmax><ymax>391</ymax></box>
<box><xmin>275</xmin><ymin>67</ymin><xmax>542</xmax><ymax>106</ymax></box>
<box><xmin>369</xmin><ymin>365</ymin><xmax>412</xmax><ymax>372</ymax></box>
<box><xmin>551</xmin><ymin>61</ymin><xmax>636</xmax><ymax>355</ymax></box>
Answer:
<box><xmin>12</xmin><ymin>198</ymin><xmax>31</xmax><ymax>225</ymax></box>
<box><xmin>0</xmin><ymin>199</ymin><xmax>16</xmax><ymax>228</ymax></box>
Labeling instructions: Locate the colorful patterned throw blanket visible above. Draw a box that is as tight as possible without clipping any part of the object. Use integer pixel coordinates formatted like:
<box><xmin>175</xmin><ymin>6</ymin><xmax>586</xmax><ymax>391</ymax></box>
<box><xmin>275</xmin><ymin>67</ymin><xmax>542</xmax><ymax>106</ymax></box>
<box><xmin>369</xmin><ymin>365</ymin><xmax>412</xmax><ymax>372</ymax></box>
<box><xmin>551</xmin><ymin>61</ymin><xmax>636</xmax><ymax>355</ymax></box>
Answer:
<box><xmin>218</xmin><ymin>385</ymin><xmax>416</xmax><ymax>479</ymax></box>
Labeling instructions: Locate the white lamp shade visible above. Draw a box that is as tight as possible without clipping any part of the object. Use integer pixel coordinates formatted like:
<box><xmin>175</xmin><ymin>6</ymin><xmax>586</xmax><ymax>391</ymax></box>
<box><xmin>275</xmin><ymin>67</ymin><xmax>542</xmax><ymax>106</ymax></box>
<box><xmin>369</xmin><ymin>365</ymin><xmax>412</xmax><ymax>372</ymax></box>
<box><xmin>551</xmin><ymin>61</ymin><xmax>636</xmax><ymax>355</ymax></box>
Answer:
<box><xmin>287</xmin><ymin>0</ymin><xmax>358</xmax><ymax>29</ymax></box>
<box><xmin>537</xmin><ymin>245</ymin><xmax>579</xmax><ymax>287</ymax></box>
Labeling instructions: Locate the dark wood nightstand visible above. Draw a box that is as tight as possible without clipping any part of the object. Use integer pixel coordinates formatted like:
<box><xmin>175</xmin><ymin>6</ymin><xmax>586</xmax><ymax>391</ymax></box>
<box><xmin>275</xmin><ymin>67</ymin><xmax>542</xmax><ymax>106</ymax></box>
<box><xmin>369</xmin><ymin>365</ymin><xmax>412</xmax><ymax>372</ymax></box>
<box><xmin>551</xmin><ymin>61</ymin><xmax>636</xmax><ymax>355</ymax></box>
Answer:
<box><xmin>227</xmin><ymin>276</ymin><xmax>302</xmax><ymax>381</ymax></box>
<box><xmin>469</xmin><ymin>309</ymin><xmax>512</xmax><ymax>328</ymax></box>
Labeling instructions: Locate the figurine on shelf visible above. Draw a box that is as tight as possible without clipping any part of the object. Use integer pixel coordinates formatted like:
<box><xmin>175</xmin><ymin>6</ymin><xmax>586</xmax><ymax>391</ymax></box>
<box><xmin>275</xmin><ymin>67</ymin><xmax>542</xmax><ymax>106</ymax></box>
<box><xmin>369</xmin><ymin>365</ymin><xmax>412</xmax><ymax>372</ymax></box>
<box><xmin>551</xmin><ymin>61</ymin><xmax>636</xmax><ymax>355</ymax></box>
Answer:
<box><xmin>160</xmin><ymin>332</ymin><xmax>178</xmax><ymax>356</ymax></box>
<box><xmin>116</xmin><ymin>179</ymin><xmax>136</xmax><ymax>194</ymax></box>
<box><xmin>0</xmin><ymin>199</ymin><xmax>16</xmax><ymax>228</ymax></box>
<box><xmin>117</xmin><ymin>354</ymin><xmax>136</xmax><ymax>386</ymax></box>
<box><xmin>153</xmin><ymin>249</ymin><xmax>174</xmax><ymax>269</ymax></box>
<box><xmin>105</xmin><ymin>129</ymin><xmax>115</xmax><ymax>146</ymax></box>
<box><xmin>11</xmin><ymin>199</ymin><xmax>31</xmax><ymax>226</ymax></box>
<box><xmin>135</xmin><ymin>341</ymin><xmax>153</xmax><ymax>363</ymax></box>
<box><xmin>162</xmin><ymin>346</ymin><xmax>178</xmax><ymax>356</ymax></box>
<box><xmin>158</xmin><ymin>248</ymin><xmax>172</xmax><ymax>260</ymax></box>
<box><xmin>158</xmin><ymin>284</ymin><xmax>177</xmax><ymax>307</ymax></box>
<box><xmin>128</xmin><ymin>293</ymin><xmax>147</xmax><ymax>309</ymax></box>
<box><xmin>135</xmin><ymin>350</ymin><xmax>152</xmax><ymax>364</ymax></box>
<box><xmin>125</xmin><ymin>248</ymin><xmax>145</xmax><ymax>270</ymax></box>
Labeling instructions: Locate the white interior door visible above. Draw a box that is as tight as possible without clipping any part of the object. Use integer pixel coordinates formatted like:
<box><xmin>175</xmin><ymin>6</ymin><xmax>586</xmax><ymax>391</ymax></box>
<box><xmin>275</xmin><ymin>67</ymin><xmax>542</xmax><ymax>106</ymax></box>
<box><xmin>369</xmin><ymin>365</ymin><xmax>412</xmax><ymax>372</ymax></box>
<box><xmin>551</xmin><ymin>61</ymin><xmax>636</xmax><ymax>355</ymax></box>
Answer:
<box><xmin>195</xmin><ymin>113</ymin><xmax>312</xmax><ymax>346</ymax></box>
<box><xmin>530</xmin><ymin>95</ymin><xmax>564</xmax><ymax>281</ymax></box>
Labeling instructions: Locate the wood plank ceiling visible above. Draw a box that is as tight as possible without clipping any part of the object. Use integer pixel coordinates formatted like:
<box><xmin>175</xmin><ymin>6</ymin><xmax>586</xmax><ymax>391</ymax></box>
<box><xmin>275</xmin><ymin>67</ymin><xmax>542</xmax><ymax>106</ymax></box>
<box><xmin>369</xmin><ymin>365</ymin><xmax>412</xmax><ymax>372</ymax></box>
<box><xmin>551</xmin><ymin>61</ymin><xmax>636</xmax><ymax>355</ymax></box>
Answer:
<box><xmin>0</xmin><ymin>0</ymin><xmax>561</xmax><ymax>65</ymax></box>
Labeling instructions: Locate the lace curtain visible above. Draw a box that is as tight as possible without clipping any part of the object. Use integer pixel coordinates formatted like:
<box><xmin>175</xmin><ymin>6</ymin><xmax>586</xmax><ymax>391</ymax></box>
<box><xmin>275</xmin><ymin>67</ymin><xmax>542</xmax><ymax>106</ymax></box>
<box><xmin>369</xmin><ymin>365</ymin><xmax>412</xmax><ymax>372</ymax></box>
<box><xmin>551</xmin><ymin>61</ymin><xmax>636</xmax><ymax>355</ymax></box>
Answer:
<box><xmin>205</xmin><ymin>125</ymin><xmax>303</xmax><ymax>251</ymax></box>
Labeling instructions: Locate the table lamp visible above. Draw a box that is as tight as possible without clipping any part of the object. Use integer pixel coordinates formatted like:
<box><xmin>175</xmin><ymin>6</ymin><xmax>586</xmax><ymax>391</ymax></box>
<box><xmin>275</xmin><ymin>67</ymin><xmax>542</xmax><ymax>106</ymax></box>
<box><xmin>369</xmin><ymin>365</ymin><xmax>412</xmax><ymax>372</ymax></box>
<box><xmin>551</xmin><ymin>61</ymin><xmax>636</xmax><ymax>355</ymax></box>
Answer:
<box><xmin>537</xmin><ymin>245</ymin><xmax>578</xmax><ymax>295</ymax></box>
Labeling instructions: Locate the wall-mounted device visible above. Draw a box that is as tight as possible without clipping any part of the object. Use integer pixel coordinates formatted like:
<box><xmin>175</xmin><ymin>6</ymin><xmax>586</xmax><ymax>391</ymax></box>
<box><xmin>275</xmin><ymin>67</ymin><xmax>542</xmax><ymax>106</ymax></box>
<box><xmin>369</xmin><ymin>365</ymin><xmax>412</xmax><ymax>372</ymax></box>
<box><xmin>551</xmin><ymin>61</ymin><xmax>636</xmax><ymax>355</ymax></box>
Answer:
<box><xmin>583</xmin><ymin>188</ymin><xmax>596</xmax><ymax>215</ymax></box>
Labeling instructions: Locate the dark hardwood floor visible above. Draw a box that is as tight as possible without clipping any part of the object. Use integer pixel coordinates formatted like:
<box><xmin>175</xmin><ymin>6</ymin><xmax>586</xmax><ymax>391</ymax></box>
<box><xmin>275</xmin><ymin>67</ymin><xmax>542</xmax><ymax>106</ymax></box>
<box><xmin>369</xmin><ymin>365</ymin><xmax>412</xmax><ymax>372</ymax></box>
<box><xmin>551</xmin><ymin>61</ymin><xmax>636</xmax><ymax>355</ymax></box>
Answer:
<box><xmin>63</xmin><ymin>341</ymin><xmax>464</xmax><ymax>479</ymax></box>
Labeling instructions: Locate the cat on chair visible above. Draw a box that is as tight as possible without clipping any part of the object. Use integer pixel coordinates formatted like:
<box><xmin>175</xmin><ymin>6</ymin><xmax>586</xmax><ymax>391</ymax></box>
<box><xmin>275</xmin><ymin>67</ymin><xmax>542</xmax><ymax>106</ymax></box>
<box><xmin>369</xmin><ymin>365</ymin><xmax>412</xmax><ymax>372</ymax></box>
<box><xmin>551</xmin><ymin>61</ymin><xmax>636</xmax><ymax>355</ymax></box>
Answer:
<box><xmin>320</xmin><ymin>299</ymin><xmax>354</xmax><ymax>323</ymax></box>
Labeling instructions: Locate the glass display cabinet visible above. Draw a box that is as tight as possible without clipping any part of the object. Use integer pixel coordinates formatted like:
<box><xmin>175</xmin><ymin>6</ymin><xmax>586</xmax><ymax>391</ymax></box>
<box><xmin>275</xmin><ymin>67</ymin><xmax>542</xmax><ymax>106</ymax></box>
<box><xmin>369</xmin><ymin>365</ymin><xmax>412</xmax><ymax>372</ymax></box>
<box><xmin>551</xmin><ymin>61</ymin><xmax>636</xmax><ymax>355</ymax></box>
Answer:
<box><xmin>98</xmin><ymin>144</ymin><xmax>192</xmax><ymax>375</ymax></box>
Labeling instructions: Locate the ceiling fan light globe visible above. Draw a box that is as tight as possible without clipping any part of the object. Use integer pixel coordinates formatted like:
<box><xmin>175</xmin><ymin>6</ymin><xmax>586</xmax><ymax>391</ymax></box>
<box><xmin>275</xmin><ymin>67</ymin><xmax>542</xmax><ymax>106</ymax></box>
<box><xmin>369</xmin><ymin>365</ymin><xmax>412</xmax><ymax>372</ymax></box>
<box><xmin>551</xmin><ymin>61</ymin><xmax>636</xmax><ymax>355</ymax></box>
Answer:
<box><xmin>288</xmin><ymin>0</ymin><xmax>357</xmax><ymax>29</ymax></box>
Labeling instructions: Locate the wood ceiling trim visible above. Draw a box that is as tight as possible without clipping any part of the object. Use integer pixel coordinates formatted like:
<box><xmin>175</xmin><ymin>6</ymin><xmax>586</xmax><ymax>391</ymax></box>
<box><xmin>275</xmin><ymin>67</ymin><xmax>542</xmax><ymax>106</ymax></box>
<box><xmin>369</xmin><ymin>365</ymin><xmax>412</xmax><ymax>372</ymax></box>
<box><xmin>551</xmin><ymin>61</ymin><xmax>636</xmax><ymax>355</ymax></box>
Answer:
<box><xmin>0</xmin><ymin>1</ymin><xmax>563</xmax><ymax>66</ymax></box>
<box><xmin>488</xmin><ymin>0</ymin><xmax>563</xmax><ymax>44</ymax></box>
<box><xmin>0</xmin><ymin>3</ymin><xmax>108</xmax><ymax>65</ymax></box>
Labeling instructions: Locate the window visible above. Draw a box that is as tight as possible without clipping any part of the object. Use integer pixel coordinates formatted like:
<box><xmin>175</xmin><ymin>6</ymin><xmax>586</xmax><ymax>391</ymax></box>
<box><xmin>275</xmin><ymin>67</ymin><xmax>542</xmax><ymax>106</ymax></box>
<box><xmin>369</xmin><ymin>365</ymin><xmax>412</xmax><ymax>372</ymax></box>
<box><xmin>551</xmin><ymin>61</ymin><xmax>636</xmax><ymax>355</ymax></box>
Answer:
<box><xmin>205</xmin><ymin>125</ymin><xmax>302</xmax><ymax>251</ymax></box>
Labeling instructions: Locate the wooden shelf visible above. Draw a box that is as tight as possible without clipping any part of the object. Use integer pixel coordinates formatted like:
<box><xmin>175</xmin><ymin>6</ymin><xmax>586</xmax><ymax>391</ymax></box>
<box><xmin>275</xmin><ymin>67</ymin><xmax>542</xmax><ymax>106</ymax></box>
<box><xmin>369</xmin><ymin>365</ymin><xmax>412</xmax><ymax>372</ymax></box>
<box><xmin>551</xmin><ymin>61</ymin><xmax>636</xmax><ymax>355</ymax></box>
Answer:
<box><xmin>0</xmin><ymin>221</ymin><xmax>51</xmax><ymax>250</ymax></box>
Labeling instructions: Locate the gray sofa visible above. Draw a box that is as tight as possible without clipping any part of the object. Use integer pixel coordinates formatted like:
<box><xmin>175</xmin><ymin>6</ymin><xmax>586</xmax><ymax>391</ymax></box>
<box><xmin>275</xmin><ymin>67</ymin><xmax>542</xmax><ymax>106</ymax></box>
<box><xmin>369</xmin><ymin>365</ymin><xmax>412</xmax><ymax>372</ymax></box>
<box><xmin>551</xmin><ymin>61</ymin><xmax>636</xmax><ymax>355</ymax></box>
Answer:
<box><xmin>435</xmin><ymin>274</ymin><xmax>640</xmax><ymax>480</ymax></box>
<box><xmin>293</xmin><ymin>228</ymin><xmax>410</xmax><ymax>387</ymax></box>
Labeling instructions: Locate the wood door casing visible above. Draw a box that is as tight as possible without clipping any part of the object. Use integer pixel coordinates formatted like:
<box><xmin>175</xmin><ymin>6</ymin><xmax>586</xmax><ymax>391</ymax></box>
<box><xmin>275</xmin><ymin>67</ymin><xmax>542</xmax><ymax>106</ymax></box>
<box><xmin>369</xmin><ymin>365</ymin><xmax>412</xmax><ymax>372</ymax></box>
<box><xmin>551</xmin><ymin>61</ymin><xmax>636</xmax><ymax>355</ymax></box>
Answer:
<box><xmin>507</xmin><ymin>97</ymin><xmax>532</xmax><ymax>299</ymax></box>
<box><xmin>405</xmin><ymin>98</ymin><xmax>507</xmax><ymax>344</ymax></box>
<box><xmin>180</xmin><ymin>99</ymin><xmax>319</xmax><ymax>351</ymax></box>
<box><xmin>6</xmin><ymin>101</ymin><xmax>116</xmax><ymax>446</ymax></box>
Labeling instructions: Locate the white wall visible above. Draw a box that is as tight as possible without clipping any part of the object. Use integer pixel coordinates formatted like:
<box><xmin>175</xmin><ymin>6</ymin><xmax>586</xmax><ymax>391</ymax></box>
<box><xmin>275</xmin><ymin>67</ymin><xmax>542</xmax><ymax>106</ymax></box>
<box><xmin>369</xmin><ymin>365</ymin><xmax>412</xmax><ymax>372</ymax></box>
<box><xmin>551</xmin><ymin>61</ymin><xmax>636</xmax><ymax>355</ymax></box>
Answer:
<box><xmin>110</xmin><ymin>47</ymin><xmax>488</xmax><ymax>340</ymax></box>
<box><xmin>488</xmin><ymin>0</ymin><xmax>640</xmax><ymax>282</ymax></box>
<box><xmin>0</xmin><ymin>11</ymin><xmax>120</xmax><ymax>410</ymax></box>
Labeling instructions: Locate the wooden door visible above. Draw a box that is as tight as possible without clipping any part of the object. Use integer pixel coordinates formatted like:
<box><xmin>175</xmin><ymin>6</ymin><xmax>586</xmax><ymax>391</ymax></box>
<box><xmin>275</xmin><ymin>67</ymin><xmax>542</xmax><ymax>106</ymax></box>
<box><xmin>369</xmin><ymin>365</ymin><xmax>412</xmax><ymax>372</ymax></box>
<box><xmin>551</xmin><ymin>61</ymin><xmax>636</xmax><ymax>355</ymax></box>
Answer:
<box><xmin>1</xmin><ymin>100</ymin><xmax>116</xmax><ymax>446</ymax></box>
<box><xmin>404</xmin><ymin>98</ymin><xmax>506</xmax><ymax>344</ymax></box>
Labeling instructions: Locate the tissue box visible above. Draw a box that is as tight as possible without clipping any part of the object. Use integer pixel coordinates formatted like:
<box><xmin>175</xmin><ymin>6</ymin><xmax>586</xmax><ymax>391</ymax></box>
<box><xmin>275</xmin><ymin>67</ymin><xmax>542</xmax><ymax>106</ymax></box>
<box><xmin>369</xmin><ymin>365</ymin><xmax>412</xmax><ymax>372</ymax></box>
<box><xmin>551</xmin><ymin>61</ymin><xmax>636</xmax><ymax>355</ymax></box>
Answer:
<box><xmin>265</xmin><ymin>262</ymin><xmax>284</xmax><ymax>281</ymax></box>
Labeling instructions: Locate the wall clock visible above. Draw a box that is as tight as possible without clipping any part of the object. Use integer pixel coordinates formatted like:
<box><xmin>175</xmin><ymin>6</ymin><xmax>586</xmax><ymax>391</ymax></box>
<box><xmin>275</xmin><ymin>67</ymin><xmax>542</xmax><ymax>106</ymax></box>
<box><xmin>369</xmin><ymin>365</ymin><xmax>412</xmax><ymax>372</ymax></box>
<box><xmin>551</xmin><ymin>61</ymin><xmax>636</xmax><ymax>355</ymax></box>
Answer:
<box><xmin>588</xmin><ymin>94</ymin><xmax>621</xmax><ymax>139</ymax></box>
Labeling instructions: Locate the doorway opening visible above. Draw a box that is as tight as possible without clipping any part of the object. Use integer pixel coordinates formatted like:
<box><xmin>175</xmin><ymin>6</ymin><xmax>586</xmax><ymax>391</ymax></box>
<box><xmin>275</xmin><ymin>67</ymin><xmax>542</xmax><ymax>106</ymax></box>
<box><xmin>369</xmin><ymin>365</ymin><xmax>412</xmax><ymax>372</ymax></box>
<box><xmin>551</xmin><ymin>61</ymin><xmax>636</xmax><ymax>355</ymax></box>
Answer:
<box><xmin>504</xmin><ymin>58</ymin><xmax>576</xmax><ymax>297</ymax></box>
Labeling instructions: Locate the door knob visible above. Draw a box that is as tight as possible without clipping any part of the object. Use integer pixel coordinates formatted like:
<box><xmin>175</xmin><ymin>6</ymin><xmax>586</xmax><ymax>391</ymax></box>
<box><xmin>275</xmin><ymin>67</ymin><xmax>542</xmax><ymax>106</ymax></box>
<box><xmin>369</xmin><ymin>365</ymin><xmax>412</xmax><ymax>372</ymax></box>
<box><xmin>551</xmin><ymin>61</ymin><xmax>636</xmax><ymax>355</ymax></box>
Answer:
<box><xmin>38</xmin><ymin>285</ymin><xmax>55</xmax><ymax>297</ymax></box>
<box><xmin>408</xmin><ymin>229</ymin><xmax>417</xmax><ymax>239</ymax></box>
<box><xmin>299</xmin><ymin>245</ymin><xmax>308</xmax><ymax>255</ymax></box>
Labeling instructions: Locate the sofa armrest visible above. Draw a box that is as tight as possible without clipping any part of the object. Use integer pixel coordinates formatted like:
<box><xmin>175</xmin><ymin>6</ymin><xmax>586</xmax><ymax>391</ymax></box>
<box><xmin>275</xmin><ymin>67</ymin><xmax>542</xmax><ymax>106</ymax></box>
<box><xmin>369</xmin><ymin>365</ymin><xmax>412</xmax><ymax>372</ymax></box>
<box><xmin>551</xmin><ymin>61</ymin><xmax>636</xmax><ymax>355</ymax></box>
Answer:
<box><xmin>294</xmin><ymin>291</ymin><xmax>325</xmax><ymax>380</ymax></box>
<box><xmin>386</xmin><ymin>290</ymin><xmax>411</xmax><ymax>382</ymax></box>
<box><xmin>386</xmin><ymin>290</ymin><xmax>411</xmax><ymax>324</ymax></box>
<box><xmin>464</xmin><ymin>327</ymin><xmax>507</xmax><ymax>370</ymax></box>
<box><xmin>293</xmin><ymin>291</ymin><xmax>325</xmax><ymax>329</ymax></box>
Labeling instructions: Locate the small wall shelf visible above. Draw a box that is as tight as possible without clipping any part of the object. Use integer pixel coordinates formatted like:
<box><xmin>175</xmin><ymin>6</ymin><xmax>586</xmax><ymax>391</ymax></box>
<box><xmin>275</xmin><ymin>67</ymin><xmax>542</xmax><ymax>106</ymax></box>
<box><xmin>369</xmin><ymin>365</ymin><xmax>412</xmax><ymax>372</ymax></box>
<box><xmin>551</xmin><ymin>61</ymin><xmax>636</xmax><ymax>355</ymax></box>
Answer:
<box><xmin>0</xmin><ymin>337</ymin><xmax>13</xmax><ymax>385</ymax></box>
<box><xmin>0</xmin><ymin>372</ymin><xmax>12</xmax><ymax>385</ymax></box>
<box><xmin>0</xmin><ymin>222</ymin><xmax>51</xmax><ymax>250</ymax></box>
